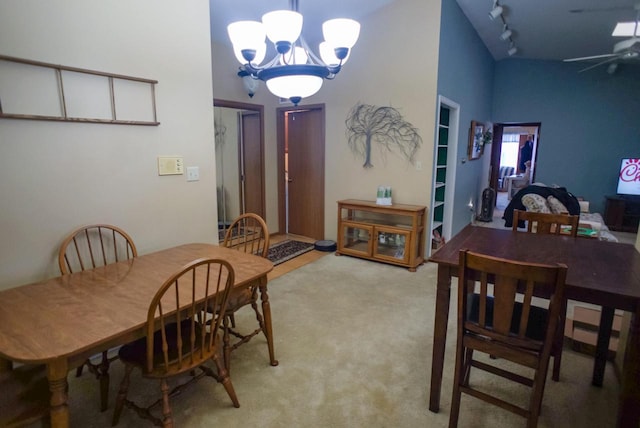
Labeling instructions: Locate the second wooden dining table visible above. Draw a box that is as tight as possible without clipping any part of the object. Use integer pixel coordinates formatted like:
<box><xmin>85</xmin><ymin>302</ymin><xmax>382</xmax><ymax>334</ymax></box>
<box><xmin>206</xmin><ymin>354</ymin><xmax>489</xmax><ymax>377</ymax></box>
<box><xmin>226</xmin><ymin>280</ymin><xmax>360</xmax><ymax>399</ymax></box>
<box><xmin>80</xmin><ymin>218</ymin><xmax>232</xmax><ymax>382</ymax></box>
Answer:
<box><xmin>428</xmin><ymin>225</ymin><xmax>640</xmax><ymax>428</ymax></box>
<box><xmin>0</xmin><ymin>243</ymin><xmax>274</xmax><ymax>428</ymax></box>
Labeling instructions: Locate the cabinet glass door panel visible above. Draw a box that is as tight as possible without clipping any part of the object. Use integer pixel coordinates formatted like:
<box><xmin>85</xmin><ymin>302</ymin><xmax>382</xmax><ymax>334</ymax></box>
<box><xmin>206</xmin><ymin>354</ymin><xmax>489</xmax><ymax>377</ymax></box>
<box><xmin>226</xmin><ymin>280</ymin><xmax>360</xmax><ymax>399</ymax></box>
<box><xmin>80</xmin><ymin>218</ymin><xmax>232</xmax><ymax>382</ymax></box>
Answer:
<box><xmin>372</xmin><ymin>227</ymin><xmax>410</xmax><ymax>264</ymax></box>
<box><xmin>340</xmin><ymin>222</ymin><xmax>373</xmax><ymax>257</ymax></box>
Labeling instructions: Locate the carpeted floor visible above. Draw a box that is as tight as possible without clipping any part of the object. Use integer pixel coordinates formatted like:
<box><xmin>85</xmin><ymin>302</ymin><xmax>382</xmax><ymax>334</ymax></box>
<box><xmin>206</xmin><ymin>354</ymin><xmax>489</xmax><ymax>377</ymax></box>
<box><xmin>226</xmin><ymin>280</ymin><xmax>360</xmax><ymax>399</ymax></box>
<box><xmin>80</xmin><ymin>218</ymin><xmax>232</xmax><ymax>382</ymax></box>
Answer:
<box><xmin>267</xmin><ymin>239</ymin><xmax>315</xmax><ymax>266</ymax></box>
<box><xmin>56</xmin><ymin>255</ymin><xmax>619</xmax><ymax>427</ymax></box>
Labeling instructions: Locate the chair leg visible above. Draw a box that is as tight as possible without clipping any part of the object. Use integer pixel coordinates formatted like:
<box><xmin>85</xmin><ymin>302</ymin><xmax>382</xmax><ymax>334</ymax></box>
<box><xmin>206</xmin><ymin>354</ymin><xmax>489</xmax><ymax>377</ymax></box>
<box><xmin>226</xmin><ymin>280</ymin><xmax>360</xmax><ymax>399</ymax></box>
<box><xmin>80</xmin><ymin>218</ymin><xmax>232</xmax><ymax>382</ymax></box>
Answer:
<box><xmin>160</xmin><ymin>378</ymin><xmax>174</xmax><ymax>428</ymax></box>
<box><xmin>112</xmin><ymin>364</ymin><xmax>133</xmax><ymax>426</ymax></box>
<box><xmin>76</xmin><ymin>364</ymin><xmax>84</xmax><ymax>377</ymax></box>
<box><xmin>449</xmin><ymin>352</ymin><xmax>465</xmax><ymax>427</ymax></box>
<box><xmin>462</xmin><ymin>348</ymin><xmax>473</xmax><ymax>387</ymax></box>
<box><xmin>212</xmin><ymin>354</ymin><xmax>240</xmax><ymax>408</ymax></box>
<box><xmin>229</xmin><ymin>313</ymin><xmax>236</xmax><ymax>329</ymax></box>
<box><xmin>98</xmin><ymin>351</ymin><xmax>110</xmax><ymax>412</ymax></box>
<box><xmin>223</xmin><ymin>316</ymin><xmax>232</xmax><ymax>373</ymax></box>
<box><xmin>552</xmin><ymin>299</ymin><xmax>567</xmax><ymax>382</ymax></box>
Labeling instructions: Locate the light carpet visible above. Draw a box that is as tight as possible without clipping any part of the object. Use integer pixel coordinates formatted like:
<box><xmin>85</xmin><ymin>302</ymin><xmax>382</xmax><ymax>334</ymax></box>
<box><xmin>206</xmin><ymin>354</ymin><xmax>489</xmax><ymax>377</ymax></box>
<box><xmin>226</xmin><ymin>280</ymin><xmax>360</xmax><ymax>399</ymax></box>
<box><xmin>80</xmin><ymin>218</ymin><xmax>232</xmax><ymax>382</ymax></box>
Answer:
<box><xmin>59</xmin><ymin>255</ymin><xmax>618</xmax><ymax>427</ymax></box>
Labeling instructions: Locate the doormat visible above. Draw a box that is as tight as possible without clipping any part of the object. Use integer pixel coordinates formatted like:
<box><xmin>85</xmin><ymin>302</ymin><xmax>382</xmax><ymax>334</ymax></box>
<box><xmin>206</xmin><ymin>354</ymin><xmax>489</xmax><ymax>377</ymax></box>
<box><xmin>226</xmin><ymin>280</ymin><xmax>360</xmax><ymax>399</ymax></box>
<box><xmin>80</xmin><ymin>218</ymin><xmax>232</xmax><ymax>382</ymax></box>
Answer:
<box><xmin>267</xmin><ymin>240</ymin><xmax>315</xmax><ymax>266</ymax></box>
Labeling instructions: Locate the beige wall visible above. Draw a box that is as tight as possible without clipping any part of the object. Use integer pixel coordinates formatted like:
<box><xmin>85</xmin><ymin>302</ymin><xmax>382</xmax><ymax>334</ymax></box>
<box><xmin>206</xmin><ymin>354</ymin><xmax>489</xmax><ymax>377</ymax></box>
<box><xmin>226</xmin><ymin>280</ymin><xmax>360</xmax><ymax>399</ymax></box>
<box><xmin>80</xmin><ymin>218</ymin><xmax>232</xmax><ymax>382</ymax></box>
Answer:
<box><xmin>211</xmin><ymin>0</ymin><xmax>441</xmax><ymax>241</ymax></box>
<box><xmin>0</xmin><ymin>0</ymin><xmax>217</xmax><ymax>289</ymax></box>
<box><xmin>211</xmin><ymin>40</ymin><xmax>281</xmax><ymax>234</ymax></box>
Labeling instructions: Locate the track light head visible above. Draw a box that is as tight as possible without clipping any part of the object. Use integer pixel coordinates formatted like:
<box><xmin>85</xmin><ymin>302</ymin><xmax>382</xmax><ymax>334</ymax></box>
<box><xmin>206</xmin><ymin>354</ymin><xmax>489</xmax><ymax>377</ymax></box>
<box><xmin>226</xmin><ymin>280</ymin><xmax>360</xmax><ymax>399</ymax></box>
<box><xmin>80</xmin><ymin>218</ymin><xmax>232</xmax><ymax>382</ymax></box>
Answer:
<box><xmin>489</xmin><ymin>5</ymin><xmax>503</xmax><ymax>20</ymax></box>
<box><xmin>500</xmin><ymin>28</ymin><xmax>512</xmax><ymax>41</ymax></box>
<box><xmin>508</xmin><ymin>45</ymin><xmax>518</xmax><ymax>56</ymax></box>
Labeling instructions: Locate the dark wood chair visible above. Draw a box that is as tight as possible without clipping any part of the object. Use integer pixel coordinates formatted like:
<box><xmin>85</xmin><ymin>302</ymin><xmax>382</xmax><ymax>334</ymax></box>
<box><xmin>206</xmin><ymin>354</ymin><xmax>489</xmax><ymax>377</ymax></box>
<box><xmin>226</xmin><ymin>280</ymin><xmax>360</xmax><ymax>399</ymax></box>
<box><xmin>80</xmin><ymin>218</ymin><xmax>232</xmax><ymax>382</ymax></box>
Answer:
<box><xmin>449</xmin><ymin>250</ymin><xmax>567</xmax><ymax>428</ymax></box>
<box><xmin>112</xmin><ymin>258</ymin><xmax>240</xmax><ymax>427</ymax></box>
<box><xmin>219</xmin><ymin>213</ymin><xmax>271</xmax><ymax>372</ymax></box>
<box><xmin>512</xmin><ymin>209</ymin><xmax>579</xmax><ymax>236</ymax></box>
<box><xmin>0</xmin><ymin>364</ymin><xmax>50</xmax><ymax>427</ymax></box>
<box><xmin>58</xmin><ymin>224</ymin><xmax>138</xmax><ymax>411</ymax></box>
<box><xmin>512</xmin><ymin>209</ymin><xmax>578</xmax><ymax>381</ymax></box>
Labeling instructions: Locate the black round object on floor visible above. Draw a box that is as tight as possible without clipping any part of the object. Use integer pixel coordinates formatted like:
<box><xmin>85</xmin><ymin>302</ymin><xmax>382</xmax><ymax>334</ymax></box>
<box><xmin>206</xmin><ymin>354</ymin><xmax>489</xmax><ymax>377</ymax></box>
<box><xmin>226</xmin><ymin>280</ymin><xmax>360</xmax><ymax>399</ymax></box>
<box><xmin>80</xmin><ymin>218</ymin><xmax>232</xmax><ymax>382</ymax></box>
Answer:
<box><xmin>314</xmin><ymin>240</ymin><xmax>337</xmax><ymax>252</ymax></box>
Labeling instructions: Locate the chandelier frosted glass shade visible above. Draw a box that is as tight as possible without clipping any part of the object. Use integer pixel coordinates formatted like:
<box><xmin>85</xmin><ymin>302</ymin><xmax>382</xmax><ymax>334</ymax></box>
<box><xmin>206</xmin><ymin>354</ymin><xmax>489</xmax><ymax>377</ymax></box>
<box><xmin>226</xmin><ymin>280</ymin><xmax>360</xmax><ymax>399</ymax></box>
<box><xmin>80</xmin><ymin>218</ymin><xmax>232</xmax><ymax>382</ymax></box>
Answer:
<box><xmin>266</xmin><ymin>74</ymin><xmax>324</xmax><ymax>102</ymax></box>
<box><xmin>262</xmin><ymin>10</ymin><xmax>303</xmax><ymax>48</ymax></box>
<box><xmin>227</xmin><ymin>4</ymin><xmax>359</xmax><ymax>105</ymax></box>
<box><xmin>322</xmin><ymin>19</ymin><xmax>360</xmax><ymax>49</ymax></box>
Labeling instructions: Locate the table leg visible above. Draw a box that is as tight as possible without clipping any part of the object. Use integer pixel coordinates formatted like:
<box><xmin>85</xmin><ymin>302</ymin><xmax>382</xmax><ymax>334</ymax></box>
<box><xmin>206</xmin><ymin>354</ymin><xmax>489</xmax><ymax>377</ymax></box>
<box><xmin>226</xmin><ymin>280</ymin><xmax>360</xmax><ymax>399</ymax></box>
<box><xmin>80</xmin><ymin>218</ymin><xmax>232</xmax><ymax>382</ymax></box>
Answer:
<box><xmin>617</xmin><ymin>308</ymin><xmax>640</xmax><ymax>427</ymax></box>
<box><xmin>259</xmin><ymin>276</ymin><xmax>279</xmax><ymax>367</ymax></box>
<box><xmin>429</xmin><ymin>265</ymin><xmax>452</xmax><ymax>412</ymax></box>
<box><xmin>0</xmin><ymin>357</ymin><xmax>12</xmax><ymax>373</ymax></box>
<box><xmin>47</xmin><ymin>359</ymin><xmax>69</xmax><ymax>428</ymax></box>
<box><xmin>592</xmin><ymin>306</ymin><xmax>614</xmax><ymax>387</ymax></box>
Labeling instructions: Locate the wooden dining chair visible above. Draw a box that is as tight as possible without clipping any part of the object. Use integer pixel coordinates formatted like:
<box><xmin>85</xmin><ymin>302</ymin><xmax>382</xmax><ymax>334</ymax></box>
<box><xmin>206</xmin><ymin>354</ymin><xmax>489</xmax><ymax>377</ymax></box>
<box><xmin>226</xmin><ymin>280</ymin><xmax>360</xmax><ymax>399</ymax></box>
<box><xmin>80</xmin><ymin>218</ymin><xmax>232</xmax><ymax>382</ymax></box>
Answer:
<box><xmin>0</xmin><ymin>364</ymin><xmax>50</xmax><ymax>427</ymax></box>
<box><xmin>112</xmin><ymin>258</ymin><xmax>240</xmax><ymax>427</ymax></box>
<box><xmin>512</xmin><ymin>209</ymin><xmax>578</xmax><ymax>382</ymax></box>
<box><xmin>219</xmin><ymin>213</ymin><xmax>271</xmax><ymax>372</ymax></box>
<box><xmin>512</xmin><ymin>209</ymin><xmax>579</xmax><ymax>236</ymax></box>
<box><xmin>58</xmin><ymin>224</ymin><xmax>138</xmax><ymax>411</ymax></box>
<box><xmin>449</xmin><ymin>250</ymin><xmax>567</xmax><ymax>428</ymax></box>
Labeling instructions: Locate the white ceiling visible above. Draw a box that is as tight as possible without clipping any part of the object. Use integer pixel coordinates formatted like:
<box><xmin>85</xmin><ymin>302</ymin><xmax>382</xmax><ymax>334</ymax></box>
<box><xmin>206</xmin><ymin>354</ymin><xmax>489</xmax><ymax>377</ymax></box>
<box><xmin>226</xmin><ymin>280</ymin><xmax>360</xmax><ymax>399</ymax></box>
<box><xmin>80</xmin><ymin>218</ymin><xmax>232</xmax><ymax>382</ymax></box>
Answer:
<box><xmin>209</xmin><ymin>0</ymin><xmax>394</xmax><ymax>46</ymax></box>
<box><xmin>209</xmin><ymin>0</ymin><xmax>640</xmax><ymax>64</ymax></box>
<box><xmin>456</xmin><ymin>0</ymin><xmax>640</xmax><ymax>61</ymax></box>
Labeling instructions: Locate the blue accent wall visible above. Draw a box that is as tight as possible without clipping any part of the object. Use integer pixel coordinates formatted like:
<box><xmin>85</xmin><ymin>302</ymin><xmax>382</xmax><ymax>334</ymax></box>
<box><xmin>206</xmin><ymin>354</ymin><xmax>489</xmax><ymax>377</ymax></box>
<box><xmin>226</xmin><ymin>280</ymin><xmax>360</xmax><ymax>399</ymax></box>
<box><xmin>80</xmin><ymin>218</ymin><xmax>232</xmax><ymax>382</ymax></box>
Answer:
<box><xmin>493</xmin><ymin>59</ymin><xmax>640</xmax><ymax>215</ymax></box>
<box><xmin>439</xmin><ymin>0</ymin><xmax>640</xmax><ymax>230</ymax></box>
<box><xmin>437</xmin><ymin>0</ymin><xmax>495</xmax><ymax>235</ymax></box>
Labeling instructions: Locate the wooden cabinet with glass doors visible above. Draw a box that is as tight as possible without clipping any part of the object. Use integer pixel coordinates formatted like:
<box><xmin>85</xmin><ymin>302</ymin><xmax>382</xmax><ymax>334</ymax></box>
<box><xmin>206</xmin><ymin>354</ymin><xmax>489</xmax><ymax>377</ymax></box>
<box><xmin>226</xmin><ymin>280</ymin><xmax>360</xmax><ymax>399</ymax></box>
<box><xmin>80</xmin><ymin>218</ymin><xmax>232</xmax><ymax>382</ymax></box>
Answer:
<box><xmin>336</xmin><ymin>199</ymin><xmax>427</xmax><ymax>271</ymax></box>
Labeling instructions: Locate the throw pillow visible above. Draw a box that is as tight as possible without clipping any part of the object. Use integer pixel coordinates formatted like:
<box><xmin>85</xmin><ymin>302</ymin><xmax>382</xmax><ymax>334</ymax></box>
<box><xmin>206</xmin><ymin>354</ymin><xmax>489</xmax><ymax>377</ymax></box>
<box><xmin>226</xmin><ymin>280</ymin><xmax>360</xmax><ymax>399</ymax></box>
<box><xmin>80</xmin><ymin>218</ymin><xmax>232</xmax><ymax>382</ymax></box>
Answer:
<box><xmin>547</xmin><ymin>196</ymin><xmax>569</xmax><ymax>214</ymax></box>
<box><xmin>522</xmin><ymin>194</ymin><xmax>551</xmax><ymax>213</ymax></box>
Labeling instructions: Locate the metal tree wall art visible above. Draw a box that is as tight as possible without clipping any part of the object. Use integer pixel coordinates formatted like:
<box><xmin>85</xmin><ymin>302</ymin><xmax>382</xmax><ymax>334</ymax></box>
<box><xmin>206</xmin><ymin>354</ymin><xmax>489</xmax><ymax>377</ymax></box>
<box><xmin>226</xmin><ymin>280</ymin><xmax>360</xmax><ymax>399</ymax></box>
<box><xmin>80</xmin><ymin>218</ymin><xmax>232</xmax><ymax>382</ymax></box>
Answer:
<box><xmin>345</xmin><ymin>103</ymin><xmax>422</xmax><ymax>168</ymax></box>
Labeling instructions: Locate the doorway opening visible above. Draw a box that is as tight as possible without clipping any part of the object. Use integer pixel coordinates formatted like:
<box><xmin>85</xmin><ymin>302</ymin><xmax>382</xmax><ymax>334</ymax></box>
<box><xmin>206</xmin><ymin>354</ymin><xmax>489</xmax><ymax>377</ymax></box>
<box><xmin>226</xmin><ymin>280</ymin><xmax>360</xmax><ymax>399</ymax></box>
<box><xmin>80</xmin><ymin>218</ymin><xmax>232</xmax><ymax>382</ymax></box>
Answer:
<box><xmin>213</xmin><ymin>99</ymin><xmax>265</xmax><ymax>239</ymax></box>
<box><xmin>276</xmin><ymin>104</ymin><xmax>326</xmax><ymax>240</ymax></box>
<box><xmin>489</xmin><ymin>123</ymin><xmax>541</xmax><ymax>210</ymax></box>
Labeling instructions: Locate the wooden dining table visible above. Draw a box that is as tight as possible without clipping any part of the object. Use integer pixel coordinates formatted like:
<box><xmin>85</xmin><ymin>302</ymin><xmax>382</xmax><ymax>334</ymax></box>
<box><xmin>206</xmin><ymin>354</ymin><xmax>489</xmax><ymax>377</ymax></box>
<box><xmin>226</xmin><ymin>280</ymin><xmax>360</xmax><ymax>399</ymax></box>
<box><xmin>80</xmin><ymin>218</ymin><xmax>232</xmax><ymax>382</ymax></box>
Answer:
<box><xmin>0</xmin><ymin>243</ymin><xmax>274</xmax><ymax>428</ymax></box>
<box><xmin>427</xmin><ymin>225</ymin><xmax>640</xmax><ymax>427</ymax></box>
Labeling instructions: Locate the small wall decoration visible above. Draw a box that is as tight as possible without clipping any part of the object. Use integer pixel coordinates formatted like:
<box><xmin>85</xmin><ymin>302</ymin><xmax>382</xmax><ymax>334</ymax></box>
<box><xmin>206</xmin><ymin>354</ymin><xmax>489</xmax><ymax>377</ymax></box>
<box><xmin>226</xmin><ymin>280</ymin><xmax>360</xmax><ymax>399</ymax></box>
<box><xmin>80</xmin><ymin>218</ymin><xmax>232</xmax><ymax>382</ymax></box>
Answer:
<box><xmin>468</xmin><ymin>120</ymin><xmax>485</xmax><ymax>160</ymax></box>
<box><xmin>345</xmin><ymin>103</ymin><xmax>422</xmax><ymax>168</ymax></box>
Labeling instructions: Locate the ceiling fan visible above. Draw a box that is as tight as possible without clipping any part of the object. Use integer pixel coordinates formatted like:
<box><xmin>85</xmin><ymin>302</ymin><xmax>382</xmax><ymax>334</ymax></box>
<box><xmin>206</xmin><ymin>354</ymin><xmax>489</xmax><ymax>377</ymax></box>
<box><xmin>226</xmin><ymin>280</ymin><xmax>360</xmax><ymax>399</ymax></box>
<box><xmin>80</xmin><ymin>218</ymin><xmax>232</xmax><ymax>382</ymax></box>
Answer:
<box><xmin>564</xmin><ymin>3</ymin><xmax>640</xmax><ymax>72</ymax></box>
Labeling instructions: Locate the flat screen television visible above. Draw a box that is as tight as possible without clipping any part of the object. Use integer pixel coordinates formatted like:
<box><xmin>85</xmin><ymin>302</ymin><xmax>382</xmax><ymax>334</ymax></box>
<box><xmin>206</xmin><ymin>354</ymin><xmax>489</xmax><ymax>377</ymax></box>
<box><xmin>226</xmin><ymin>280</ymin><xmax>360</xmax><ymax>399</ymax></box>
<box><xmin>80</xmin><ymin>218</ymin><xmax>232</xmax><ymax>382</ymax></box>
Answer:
<box><xmin>617</xmin><ymin>158</ymin><xmax>640</xmax><ymax>196</ymax></box>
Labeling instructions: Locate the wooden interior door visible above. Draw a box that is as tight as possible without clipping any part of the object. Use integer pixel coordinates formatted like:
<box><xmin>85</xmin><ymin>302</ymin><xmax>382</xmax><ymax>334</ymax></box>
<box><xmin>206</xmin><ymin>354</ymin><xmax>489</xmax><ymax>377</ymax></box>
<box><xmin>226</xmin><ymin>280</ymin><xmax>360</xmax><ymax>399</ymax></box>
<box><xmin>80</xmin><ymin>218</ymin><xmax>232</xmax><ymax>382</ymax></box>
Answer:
<box><xmin>278</xmin><ymin>106</ymin><xmax>325</xmax><ymax>240</ymax></box>
<box><xmin>240</xmin><ymin>111</ymin><xmax>264</xmax><ymax>217</ymax></box>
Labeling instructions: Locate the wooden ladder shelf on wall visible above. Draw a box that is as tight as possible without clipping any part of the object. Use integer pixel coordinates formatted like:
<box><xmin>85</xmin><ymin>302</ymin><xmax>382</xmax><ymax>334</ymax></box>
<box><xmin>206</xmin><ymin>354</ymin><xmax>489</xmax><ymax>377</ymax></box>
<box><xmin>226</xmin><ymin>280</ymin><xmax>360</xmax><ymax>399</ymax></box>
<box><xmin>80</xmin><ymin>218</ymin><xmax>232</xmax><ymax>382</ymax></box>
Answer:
<box><xmin>0</xmin><ymin>55</ymin><xmax>159</xmax><ymax>126</ymax></box>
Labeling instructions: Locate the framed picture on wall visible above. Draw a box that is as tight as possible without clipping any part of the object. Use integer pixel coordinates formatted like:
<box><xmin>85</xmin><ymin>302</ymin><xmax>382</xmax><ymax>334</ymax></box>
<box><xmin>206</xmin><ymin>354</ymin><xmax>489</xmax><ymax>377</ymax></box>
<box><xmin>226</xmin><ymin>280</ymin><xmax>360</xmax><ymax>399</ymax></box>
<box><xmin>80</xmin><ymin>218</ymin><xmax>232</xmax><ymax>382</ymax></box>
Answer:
<box><xmin>468</xmin><ymin>120</ymin><xmax>484</xmax><ymax>160</ymax></box>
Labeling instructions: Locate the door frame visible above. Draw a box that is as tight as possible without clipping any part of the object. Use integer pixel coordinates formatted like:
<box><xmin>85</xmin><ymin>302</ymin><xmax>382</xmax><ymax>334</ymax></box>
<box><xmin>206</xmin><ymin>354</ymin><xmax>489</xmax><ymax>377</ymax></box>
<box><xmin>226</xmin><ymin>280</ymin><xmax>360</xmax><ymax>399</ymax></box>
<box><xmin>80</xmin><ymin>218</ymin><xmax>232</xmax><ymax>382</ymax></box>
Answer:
<box><xmin>213</xmin><ymin>98</ymin><xmax>266</xmax><ymax>219</ymax></box>
<box><xmin>276</xmin><ymin>104</ymin><xmax>325</xmax><ymax>237</ymax></box>
<box><xmin>429</xmin><ymin>95</ymin><xmax>459</xmax><ymax>256</ymax></box>
<box><xmin>489</xmin><ymin>122</ymin><xmax>541</xmax><ymax>199</ymax></box>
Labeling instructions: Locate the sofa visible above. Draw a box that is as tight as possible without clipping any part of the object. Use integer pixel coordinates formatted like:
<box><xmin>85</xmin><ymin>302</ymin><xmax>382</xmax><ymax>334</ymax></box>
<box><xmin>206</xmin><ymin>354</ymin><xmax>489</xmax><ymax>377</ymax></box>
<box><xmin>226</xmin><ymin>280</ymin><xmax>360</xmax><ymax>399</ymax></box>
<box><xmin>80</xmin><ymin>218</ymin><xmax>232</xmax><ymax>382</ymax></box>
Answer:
<box><xmin>498</xmin><ymin>166</ymin><xmax>515</xmax><ymax>191</ymax></box>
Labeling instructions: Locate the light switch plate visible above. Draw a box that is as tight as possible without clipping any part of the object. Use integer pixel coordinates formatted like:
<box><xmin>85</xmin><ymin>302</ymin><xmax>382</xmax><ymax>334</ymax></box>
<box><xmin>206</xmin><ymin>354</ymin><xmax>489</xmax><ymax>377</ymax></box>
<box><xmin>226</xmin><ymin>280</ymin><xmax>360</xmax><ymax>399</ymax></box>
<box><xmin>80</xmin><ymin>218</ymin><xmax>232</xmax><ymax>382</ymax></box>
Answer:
<box><xmin>158</xmin><ymin>157</ymin><xmax>184</xmax><ymax>175</ymax></box>
<box><xmin>186</xmin><ymin>166</ymin><xmax>200</xmax><ymax>182</ymax></box>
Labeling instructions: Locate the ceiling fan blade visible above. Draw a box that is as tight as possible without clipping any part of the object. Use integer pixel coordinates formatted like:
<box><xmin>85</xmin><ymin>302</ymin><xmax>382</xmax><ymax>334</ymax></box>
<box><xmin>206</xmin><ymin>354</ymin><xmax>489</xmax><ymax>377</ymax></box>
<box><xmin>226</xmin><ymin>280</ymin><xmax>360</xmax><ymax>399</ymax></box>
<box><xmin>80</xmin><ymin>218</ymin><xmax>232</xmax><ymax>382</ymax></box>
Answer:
<box><xmin>564</xmin><ymin>53</ymin><xmax>619</xmax><ymax>62</ymax></box>
<box><xmin>578</xmin><ymin>56</ymin><xmax>621</xmax><ymax>73</ymax></box>
<box><xmin>569</xmin><ymin>6</ymin><xmax>632</xmax><ymax>13</ymax></box>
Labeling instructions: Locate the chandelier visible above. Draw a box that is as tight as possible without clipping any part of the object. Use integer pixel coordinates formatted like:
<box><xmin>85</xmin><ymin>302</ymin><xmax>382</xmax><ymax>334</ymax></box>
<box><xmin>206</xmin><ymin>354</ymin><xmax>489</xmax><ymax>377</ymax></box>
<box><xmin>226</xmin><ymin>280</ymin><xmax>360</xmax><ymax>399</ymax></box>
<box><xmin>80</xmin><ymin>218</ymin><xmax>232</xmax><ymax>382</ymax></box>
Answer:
<box><xmin>227</xmin><ymin>0</ymin><xmax>360</xmax><ymax>105</ymax></box>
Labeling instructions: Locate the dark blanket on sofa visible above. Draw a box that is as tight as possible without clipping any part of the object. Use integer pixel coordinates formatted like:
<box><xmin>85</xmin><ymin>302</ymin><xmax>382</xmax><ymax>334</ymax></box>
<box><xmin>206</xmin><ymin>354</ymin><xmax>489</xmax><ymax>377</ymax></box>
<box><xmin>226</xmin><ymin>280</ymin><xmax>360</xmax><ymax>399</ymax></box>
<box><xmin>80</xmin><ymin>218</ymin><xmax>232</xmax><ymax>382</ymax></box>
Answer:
<box><xmin>502</xmin><ymin>185</ymin><xmax>580</xmax><ymax>228</ymax></box>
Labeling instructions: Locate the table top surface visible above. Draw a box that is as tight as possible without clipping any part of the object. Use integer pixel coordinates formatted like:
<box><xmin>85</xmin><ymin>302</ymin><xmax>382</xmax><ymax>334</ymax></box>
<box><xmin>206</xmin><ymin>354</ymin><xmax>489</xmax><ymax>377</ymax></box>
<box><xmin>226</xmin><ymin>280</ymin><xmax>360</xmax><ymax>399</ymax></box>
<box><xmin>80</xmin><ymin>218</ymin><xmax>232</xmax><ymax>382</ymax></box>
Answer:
<box><xmin>429</xmin><ymin>225</ymin><xmax>640</xmax><ymax>311</ymax></box>
<box><xmin>0</xmin><ymin>243</ymin><xmax>273</xmax><ymax>364</ymax></box>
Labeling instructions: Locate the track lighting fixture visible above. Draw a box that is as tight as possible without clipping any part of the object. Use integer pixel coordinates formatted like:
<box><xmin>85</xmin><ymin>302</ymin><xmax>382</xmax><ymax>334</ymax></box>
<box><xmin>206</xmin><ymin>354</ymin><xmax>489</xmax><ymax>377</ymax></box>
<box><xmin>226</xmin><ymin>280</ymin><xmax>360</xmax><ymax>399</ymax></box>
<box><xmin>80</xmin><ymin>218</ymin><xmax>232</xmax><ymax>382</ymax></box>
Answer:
<box><xmin>500</xmin><ymin>26</ymin><xmax>512</xmax><ymax>41</ymax></box>
<box><xmin>508</xmin><ymin>44</ymin><xmax>518</xmax><ymax>56</ymax></box>
<box><xmin>489</xmin><ymin>4</ymin><xmax>503</xmax><ymax>20</ymax></box>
